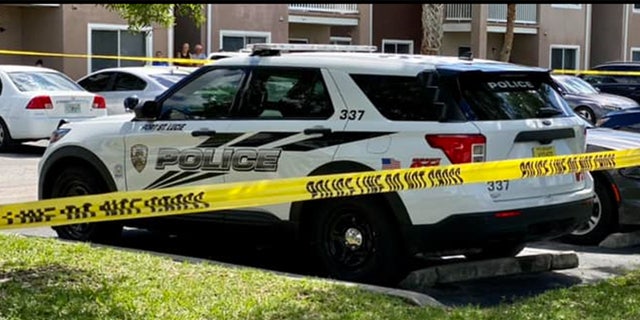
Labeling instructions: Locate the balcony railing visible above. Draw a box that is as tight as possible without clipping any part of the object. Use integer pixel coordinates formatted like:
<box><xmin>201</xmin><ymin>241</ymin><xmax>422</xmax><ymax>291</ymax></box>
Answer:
<box><xmin>445</xmin><ymin>4</ymin><xmax>537</xmax><ymax>24</ymax></box>
<box><xmin>289</xmin><ymin>4</ymin><xmax>358</xmax><ymax>14</ymax></box>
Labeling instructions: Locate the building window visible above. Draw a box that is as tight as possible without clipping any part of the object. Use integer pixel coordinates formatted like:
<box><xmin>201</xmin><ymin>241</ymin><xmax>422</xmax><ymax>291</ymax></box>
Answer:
<box><xmin>88</xmin><ymin>24</ymin><xmax>152</xmax><ymax>73</ymax></box>
<box><xmin>634</xmin><ymin>4</ymin><xmax>640</xmax><ymax>13</ymax></box>
<box><xmin>289</xmin><ymin>38</ymin><xmax>309</xmax><ymax>44</ymax></box>
<box><xmin>220</xmin><ymin>30</ymin><xmax>271</xmax><ymax>52</ymax></box>
<box><xmin>550</xmin><ymin>45</ymin><xmax>580</xmax><ymax>70</ymax></box>
<box><xmin>551</xmin><ymin>4</ymin><xmax>582</xmax><ymax>9</ymax></box>
<box><xmin>632</xmin><ymin>48</ymin><xmax>640</xmax><ymax>62</ymax></box>
<box><xmin>330</xmin><ymin>36</ymin><xmax>352</xmax><ymax>45</ymax></box>
<box><xmin>382</xmin><ymin>39</ymin><xmax>414</xmax><ymax>54</ymax></box>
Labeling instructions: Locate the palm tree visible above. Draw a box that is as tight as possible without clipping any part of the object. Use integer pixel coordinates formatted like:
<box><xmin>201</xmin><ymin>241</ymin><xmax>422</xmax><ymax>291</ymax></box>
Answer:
<box><xmin>499</xmin><ymin>4</ymin><xmax>517</xmax><ymax>62</ymax></box>
<box><xmin>420</xmin><ymin>4</ymin><xmax>445</xmax><ymax>55</ymax></box>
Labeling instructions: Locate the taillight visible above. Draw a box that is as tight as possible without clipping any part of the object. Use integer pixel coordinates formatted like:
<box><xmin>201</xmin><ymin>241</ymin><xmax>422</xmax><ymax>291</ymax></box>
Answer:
<box><xmin>425</xmin><ymin>134</ymin><xmax>486</xmax><ymax>164</ymax></box>
<box><xmin>25</xmin><ymin>96</ymin><xmax>53</xmax><ymax>109</ymax></box>
<box><xmin>92</xmin><ymin>95</ymin><xmax>106</xmax><ymax>109</ymax></box>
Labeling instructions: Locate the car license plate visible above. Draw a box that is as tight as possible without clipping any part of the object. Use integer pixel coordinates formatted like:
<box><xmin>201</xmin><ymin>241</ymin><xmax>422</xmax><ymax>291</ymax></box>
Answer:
<box><xmin>65</xmin><ymin>103</ymin><xmax>81</xmax><ymax>113</ymax></box>
<box><xmin>532</xmin><ymin>146</ymin><xmax>556</xmax><ymax>157</ymax></box>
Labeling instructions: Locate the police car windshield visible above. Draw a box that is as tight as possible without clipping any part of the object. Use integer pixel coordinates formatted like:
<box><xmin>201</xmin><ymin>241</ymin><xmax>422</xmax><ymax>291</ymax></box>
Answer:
<box><xmin>457</xmin><ymin>72</ymin><xmax>571</xmax><ymax>121</ymax></box>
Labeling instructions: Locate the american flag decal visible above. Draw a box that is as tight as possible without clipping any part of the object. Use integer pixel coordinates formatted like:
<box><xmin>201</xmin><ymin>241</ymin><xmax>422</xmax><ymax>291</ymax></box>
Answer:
<box><xmin>381</xmin><ymin>158</ymin><xmax>401</xmax><ymax>170</ymax></box>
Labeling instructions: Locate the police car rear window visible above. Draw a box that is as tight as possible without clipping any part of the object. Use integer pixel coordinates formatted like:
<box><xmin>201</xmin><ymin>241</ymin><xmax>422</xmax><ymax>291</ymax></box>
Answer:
<box><xmin>457</xmin><ymin>72</ymin><xmax>572</xmax><ymax>120</ymax></box>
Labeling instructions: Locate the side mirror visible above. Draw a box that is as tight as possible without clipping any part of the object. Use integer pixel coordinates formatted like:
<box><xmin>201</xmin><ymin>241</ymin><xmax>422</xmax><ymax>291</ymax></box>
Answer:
<box><xmin>595</xmin><ymin>87</ymin><xmax>601</xmax><ymax>93</ymax></box>
<box><xmin>134</xmin><ymin>100</ymin><xmax>160</xmax><ymax>120</ymax></box>
<box><xmin>124</xmin><ymin>95</ymin><xmax>139</xmax><ymax>112</ymax></box>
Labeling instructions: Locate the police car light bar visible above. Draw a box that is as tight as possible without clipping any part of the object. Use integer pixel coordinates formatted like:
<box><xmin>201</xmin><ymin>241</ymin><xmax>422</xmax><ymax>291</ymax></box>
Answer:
<box><xmin>247</xmin><ymin>43</ymin><xmax>377</xmax><ymax>53</ymax></box>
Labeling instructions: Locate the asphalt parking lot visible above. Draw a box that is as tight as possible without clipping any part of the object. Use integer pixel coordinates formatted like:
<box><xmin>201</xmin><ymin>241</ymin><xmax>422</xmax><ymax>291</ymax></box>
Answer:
<box><xmin>2</xmin><ymin>141</ymin><xmax>640</xmax><ymax>307</ymax></box>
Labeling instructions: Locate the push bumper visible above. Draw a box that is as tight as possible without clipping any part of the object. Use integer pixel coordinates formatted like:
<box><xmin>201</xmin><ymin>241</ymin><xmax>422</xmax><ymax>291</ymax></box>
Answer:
<box><xmin>403</xmin><ymin>198</ymin><xmax>593</xmax><ymax>254</ymax></box>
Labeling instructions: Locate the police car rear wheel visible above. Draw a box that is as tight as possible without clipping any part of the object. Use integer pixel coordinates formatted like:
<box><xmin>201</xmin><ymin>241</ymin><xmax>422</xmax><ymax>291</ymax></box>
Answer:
<box><xmin>310</xmin><ymin>197</ymin><xmax>406</xmax><ymax>285</ymax></box>
<box><xmin>51</xmin><ymin>167</ymin><xmax>122</xmax><ymax>243</ymax></box>
<box><xmin>561</xmin><ymin>177</ymin><xmax>616</xmax><ymax>245</ymax></box>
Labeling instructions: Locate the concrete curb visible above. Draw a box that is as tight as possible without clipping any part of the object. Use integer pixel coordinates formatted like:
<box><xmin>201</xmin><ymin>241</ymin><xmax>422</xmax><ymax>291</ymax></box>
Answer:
<box><xmin>599</xmin><ymin>230</ymin><xmax>640</xmax><ymax>249</ymax></box>
<box><xmin>399</xmin><ymin>252</ymin><xmax>579</xmax><ymax>292</ymax></box>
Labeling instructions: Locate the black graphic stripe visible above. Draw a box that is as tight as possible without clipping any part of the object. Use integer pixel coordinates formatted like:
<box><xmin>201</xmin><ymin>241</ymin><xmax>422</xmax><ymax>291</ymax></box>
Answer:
<box><xmin>159</xmin><ymin>172</ymin><xmax>226</xmax><ymax>189</ymax></box>
<box><xmin>197</xmin><ymin>133</ymin><xmax>245</xmax><ymax>148</ymax></box>
<box><xmin>228</xmin><ymin>132</ymin><xmax>298</xmax><ymax>147</ymax></box>
<box><xmin>144</xmin><ymin>170</ymin><xmax>181</xmax><ymax>190</ymax></box>
<box><xmin>279</xmin><ymin>132</ymin><xmax>395</xmax><ymax>151</ymax></box>
<box><xmin>146</xmin><ymin>171</ymin><xmax>199</xmax><ymax>189</ymax></box>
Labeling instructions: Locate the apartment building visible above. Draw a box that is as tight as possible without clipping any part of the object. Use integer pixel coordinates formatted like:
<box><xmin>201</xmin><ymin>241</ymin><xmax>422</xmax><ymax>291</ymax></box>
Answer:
<box><xmin>174</xmin><ymin>4</ymin><xmax>370</xmax><ymax>54</ymax></box>
<box><xmin>590</xmin><ymin>4</ymin><xmax>640</xmax><ymax>66</ymax></box>
<box><xmin>0</xmin><ymin>4</ymin><xmax>169</xmax><ymax>79</ymax></box>
<box><xmin>0</xmin><ymin>3</ymin><xmax>638</xmax><ymax>79</ymax></box>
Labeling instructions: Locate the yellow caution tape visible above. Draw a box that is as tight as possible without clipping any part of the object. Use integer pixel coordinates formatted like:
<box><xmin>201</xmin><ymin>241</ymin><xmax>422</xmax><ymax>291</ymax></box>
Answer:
<box><xmin>553</xmin><ymin>69</ymin><xmax>640</xmax><ymax>76</ymax></box>
<box><xmin>0</xmin><ymin>49</ymin><xmax>210</xmax><ymax>66</ymax></box>
<box><xmin>1</xmin><ymin>148</ymin><xmax>639</xmax><ymax>230</ymax></box>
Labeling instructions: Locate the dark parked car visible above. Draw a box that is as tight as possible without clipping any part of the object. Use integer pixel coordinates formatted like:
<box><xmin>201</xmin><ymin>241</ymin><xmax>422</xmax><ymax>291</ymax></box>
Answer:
<box><xmin>552</xmin><ymin>75</ymin><xmax>639</xmax><ymax>124</ymax></box>
<box><xmin>562</xmin><ymin>125</ymin><xmax>640</xmax><ymax>245</ymax></box>
<box><xmin>597</xmin><ymin>108</ymin><xmax>640</xmax><ymax>132</ymax></box>
<box><xmin>579</xmin><ymin>61</ymin><xmax>640</xmax><ymax>105</ymax></box>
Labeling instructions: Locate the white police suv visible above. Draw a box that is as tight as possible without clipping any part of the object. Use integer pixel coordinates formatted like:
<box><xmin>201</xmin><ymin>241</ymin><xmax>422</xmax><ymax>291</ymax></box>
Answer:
<box><xmin>39</xmin><ymin>44</ymin><xmax>594</xmax><ymax>285</ymax></box>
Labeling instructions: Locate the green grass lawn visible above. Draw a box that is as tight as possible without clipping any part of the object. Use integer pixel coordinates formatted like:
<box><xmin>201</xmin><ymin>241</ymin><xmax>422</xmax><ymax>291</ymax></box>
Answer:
<box><xmin>0</xmin><ymin>233</ymin><xmax>639</xmax><ymax>320</ymax></box>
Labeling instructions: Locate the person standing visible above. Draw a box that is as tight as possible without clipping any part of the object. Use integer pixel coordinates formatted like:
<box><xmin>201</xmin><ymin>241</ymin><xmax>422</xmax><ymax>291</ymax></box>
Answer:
<box><xmin>152</xmin><ymin>51</ymin><xmax>169</xmax><ymax>66</ymax></box>
<box><xmin>175</xmin><ymin>43</ymin><xmax>192</xmax><ymax>66</ymax></box>
<box><xmin>193</xmin><ymin>44</ymin><xmax>207</xmax><ymax>59</ymax></box>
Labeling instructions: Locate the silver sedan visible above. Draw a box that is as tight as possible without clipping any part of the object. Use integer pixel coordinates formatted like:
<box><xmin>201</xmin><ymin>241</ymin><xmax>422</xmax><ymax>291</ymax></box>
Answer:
<box><xmin>77</xmin><ymin>66</ymin><xmax>193</xmax><ymax>115</ymax></box>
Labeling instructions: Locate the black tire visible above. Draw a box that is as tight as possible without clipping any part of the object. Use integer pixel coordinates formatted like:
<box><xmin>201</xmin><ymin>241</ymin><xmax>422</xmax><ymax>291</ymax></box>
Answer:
<box><xmin>561</xmin><ymin>177</ymin><xmax>616</xmax><ymax>245</ymax></box>
<box><xmin>0</xmin><ymin>117</ymin><xmax>15</xmax><ymax>152</ymax></box>
<box><xmin>50</xmin><ymin>167</ymin><xmax>122</xmax><ymax>243</ymax></box>
<box><xmin>307</xmin><ymin>196</ymin><xmax>407</xmax><ymax>285</ymax></box>
<box><xmin>574</xmin><ymin>106</ymin><xmax>596</xmax><ymax>124</ymax></box>
<box><xmin>465</xmin><ymin>243</ymin><xmax>525</xmax><ymax>260</ymax></box>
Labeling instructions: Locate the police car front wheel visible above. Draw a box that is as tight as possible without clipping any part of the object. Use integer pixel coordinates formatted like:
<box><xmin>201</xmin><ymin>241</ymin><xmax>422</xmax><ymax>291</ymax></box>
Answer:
<box><xmin>50</xmin><ymin>166</ymin><xmax>122</xmax><ymax>243</ymax></box>
<box><xmin>310</xmin><ymin>196</ymin><xmax>407</xmax><ymax>285</ymax></box>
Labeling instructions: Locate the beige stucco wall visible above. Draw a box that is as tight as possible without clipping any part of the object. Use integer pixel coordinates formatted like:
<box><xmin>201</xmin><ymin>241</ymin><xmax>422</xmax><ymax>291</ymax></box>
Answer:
<box><xmin>441</xmin><ymin>32</ymin><xmax>469</xmax><ymax>56</ymax></box>
<box><xmin>60</xmin><ymin>4</ymin><xmax>168</xmax><ymax>79</ymax></box>
<box><xmin>212</xmin><ymin>4</ymin><xmax>289</xmax><ymax>52</ymax></box>
<box><xmin>289</xmin><ymin>24</ymin><xmax>330</xmax><ymax>43</ymax></box>
<box><xmin>510</xmin><ymin>34</ymin><xmax>539</xmax><ymax>67</ymax></box>
<box><xmin>0</xmin><ymin>6</ymin><xmax>26</xmax><ymax>65</ymax></box>
<box><xmin>589</xmin><ymin>4</ymin><xmax>623</xmax><ymax>66</ymax></box>
<box><xmin>627</xmin><ymin>7</ymin><xmax>640</xmax><ymax>60</ymax></box>
<box><xmin>538</xmin><ymin>4</ymin><xmax>587</xmax><ymax>69</ymax></box>
<box><xmin>20</xmin><ymin>7</ymin><xmax>64</xmax><ymax>71</ymax></box>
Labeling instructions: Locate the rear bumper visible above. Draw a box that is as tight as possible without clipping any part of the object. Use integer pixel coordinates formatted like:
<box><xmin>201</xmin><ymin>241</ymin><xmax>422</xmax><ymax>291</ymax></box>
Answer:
<box><xmin>10</xmin><ymin>115</ymin><xmax>99</xmax><ymax>140</ymax></box>
<box><xmin>403</xmin><ymin>198</ymin><xmax>593</xmax><ymax>255</ymax></box>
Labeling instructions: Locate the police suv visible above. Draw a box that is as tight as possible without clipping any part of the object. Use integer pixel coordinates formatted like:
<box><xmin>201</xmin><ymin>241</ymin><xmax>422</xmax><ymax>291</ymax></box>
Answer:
<box><xmin>39</xmin><ymin>44</ymin><xmax>594</xmax><ymax>285</ymax></box>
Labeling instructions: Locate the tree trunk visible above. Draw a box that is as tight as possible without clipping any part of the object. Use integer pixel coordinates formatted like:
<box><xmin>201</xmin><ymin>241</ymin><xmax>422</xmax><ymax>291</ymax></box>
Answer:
<box><xmin>499</xmin><ymin>4</ymin><xmax>516</xmax><ymax>62</ymax></box>
<box><xmin>420</xmin><ymin>4</ymin><xmax>445</xmax><ymax>55</ymax></box>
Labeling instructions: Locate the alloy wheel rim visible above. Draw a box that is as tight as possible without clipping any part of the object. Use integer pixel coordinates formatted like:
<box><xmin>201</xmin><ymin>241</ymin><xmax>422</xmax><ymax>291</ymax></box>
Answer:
<box><xmin>572</xmin><ymin>192</ymin><xmax>602</xmax><ymax>236</ymax></box>
<box><xmin>325</xmin><ymin>209</ymin><xmax>375</xmax><ymax>270</ymax></box>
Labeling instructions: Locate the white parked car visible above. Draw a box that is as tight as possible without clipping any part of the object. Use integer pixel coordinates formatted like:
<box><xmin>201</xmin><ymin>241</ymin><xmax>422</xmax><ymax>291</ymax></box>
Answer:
<box><xmin>39</xmin><ymin>44</ymin><xmax>594</xmax><ymax>285</ymax></box>
<box><xmin>0</xmin><ymin>65</ymin><xmax>107</xmax><ymax>151</ymax></box>
<box><xmin>77</xmin><ymin>66</ymin><xmax>192</xmax><ymax>115</ymax></box>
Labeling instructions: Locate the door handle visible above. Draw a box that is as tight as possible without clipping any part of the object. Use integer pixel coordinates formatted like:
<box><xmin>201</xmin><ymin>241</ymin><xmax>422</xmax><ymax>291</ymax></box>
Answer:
<box><xmin>191</xmin><ymin>130</ymin><xmax>217</xmax><ymax>137</ymax></box>
<box><xmin>303</xmin><ymin>127</ymin><xmax>332</xmax><ymax>135</ymax></box>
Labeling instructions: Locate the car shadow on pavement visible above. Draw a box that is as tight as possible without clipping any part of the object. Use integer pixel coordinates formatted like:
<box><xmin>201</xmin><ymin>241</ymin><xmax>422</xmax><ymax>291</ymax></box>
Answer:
<box><xmin>1</xmin><ymin>144</ymin><xmax>46</xmax><ymax>158</ymax></box>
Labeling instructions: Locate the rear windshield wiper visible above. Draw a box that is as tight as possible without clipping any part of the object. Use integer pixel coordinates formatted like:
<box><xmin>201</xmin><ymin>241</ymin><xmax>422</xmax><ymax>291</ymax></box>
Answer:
<box><xmin>536</xmin><ymin>107</ymin><xmax>563</xmax><ymax>118</ymax></box>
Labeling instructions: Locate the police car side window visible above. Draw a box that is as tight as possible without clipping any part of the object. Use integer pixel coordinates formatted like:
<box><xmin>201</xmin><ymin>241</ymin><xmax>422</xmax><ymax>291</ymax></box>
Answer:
<box><xmin>235</xmin><ymin>67</ymin><xmax>333</xmax><ymax>120</ymax></box>
<box><xmin>160</xmin><ymin>68</ymin><xmax>245</xmax><ymax>120</ymax></box>
<box><xmin>350</xmin><ymin>73</ymin><xmax>444</xmax><ymax>121</ymax></box>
